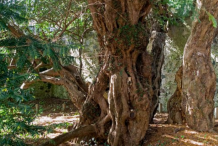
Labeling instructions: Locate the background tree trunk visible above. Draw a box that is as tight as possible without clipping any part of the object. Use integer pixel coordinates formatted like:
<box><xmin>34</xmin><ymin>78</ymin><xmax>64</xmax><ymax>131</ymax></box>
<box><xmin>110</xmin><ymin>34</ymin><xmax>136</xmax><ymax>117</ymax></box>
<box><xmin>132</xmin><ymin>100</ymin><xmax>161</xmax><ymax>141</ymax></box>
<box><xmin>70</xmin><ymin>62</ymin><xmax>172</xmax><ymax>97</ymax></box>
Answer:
<box><xmin>167</xmin><ymin>66</ymin><xmax>185</xmax><ymax>124</ymax></box>
<box><xmin>183</xmin><ymin>0</ymin><xmax>218</xmax><ymax>131</ymax></box>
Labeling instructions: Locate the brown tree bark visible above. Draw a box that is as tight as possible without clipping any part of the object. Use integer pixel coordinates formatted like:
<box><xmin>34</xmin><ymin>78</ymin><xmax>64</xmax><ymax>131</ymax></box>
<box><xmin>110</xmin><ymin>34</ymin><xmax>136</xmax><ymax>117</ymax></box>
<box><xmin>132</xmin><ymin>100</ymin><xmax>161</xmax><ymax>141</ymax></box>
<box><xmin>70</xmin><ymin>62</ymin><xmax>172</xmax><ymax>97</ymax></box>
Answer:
<box><xmin>183</xmin><ymin>0</ymin><xmax>218</xmax><ymax>132</ymax></box>
<box><xmin>167</xmin><ymin>66</ymin><xmax>185</xmax><ymax>124</ymax></box>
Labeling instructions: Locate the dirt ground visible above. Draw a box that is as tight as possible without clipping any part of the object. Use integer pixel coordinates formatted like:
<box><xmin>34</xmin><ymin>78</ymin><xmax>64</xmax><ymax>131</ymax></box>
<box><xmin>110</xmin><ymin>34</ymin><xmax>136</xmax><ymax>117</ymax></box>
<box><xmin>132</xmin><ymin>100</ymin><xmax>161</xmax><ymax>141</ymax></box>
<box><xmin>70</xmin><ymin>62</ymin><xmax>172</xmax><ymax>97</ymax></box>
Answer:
<box><xmin>144</xmin><ymin>113</ymin><xmax>218</xmax><ymax>146</ymax></box>
<box><xmin>27</xmin><ymin>98</ymin><xmax>218</xmax><ymax>146</ymax></box>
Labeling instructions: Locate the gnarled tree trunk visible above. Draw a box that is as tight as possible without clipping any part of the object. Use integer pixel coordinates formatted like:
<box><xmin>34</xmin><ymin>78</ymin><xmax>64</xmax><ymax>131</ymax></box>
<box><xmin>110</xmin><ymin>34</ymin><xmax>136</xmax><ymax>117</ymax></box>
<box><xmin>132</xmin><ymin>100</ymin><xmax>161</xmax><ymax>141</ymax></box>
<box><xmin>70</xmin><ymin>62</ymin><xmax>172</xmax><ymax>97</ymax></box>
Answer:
<box><xmin>183</xmin><ymin>0</ymin><xmax>218</xmax><ymax>131</ymax></box>
<box><xmin>41</xmin><ymin>0</ymin><xmax>166</xmax><ymax>145</ymax></box>
<box><xmin>88</xmin><ymin>0</ymin><xmax>153</xmax><ymax>145</ymax></box>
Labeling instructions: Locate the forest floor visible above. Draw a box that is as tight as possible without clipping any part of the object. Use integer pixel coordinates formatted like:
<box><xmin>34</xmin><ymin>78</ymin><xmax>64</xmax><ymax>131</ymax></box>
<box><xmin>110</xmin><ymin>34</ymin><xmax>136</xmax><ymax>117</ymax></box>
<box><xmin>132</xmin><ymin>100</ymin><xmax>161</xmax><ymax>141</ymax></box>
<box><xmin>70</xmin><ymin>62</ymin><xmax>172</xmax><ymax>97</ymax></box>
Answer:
<box><xmin>145</xmin><ymin>113</ymin><xmax>218</xmax><ymax>146</ymax></box>
<box><xmin>26</xmin><ymin>98</ymin><xmax>218</xmax><ymax>146</ymax></box>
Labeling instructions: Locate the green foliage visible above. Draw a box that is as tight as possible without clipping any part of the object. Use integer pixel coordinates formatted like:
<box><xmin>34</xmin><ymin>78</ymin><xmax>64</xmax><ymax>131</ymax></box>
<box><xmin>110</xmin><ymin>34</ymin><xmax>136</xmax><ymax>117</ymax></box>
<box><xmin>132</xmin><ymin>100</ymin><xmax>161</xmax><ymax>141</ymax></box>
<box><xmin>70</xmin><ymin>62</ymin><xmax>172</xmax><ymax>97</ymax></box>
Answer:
<box><xmin>0</xmin><ymin>35</ymin><xmax>77</xmax><ymax>71</ymax></box>
<box><xmin>0</xmin><ymin>0</ymin><xmax>92</xmax><ymax>73</ymax></box>
<box><xmin>152</xmin><ymin>0</ymin><xmax>195</xmax><ymax>26</ymax></box>
<box><xmin>0</xmin><ymin>54</ymin><xmax>44</xmax><ymax>145</ymax></box>
<box><xmin>26</xmin><ymin>0</ymin><xmax>91</xmax><ymax>42</ymax></box>
<box><xmin>0</xmin><ymin>0</ymin><xmax>27</xmax><ymax>30</ymax></box>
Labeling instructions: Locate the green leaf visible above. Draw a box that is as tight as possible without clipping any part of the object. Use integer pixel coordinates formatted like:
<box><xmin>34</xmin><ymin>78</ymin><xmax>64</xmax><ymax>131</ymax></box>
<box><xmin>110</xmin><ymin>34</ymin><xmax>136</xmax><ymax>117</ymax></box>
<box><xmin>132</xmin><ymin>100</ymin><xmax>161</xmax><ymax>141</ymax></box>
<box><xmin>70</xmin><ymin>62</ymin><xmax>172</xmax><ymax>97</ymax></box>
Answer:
<box><xmin>206</xmin><ymin>11</ymin><xmax>217</xmax><ymax>28</ymax></box>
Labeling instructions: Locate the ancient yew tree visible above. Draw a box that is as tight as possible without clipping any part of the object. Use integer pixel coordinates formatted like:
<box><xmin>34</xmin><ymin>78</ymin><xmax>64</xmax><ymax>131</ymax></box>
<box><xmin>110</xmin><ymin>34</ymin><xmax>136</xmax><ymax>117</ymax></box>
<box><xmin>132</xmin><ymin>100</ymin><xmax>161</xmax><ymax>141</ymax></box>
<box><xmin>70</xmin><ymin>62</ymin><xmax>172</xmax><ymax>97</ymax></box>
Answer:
<box><xmin>40</xmin><ymin>0</ymin><xmax>166</xmax><ymax>145</ymax></box>
<box><xmin>84</xmin><ymin>0</ymin><xmax>167</xmax><ymax>145</ymax></box>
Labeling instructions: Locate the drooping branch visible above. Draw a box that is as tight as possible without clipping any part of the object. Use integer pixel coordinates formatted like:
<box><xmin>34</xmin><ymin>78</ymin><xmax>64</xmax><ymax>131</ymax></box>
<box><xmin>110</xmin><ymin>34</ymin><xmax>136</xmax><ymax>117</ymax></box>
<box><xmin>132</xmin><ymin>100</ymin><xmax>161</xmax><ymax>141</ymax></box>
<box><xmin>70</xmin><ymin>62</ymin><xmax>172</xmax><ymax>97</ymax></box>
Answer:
<box><xmin>21</xmin><ymin>75</ymin><xmax>64</xmax><ymax>89</ymax></box>
<box><xmin>39</xmin><ymin>75</ymin><xmax>63</xmax><ymax>85</ymax></box>
<box><xmin>4</xmin><ymin>19</ymin><xmax>89</xmax><ymax>96</ymax></box>
<box><xmin>39</xmin><ymin>68</ymin><xmax>60</xmax><ymax>77</ymax></box>
<box><xmin>81</xmin><ymin>49</ymin><xmax>111</xmax><ymax>124</ymax></box>
<box><xmin>20</xmin><ymin>67</ymin><xmax>61</xmax><ymax>89</ymax></box>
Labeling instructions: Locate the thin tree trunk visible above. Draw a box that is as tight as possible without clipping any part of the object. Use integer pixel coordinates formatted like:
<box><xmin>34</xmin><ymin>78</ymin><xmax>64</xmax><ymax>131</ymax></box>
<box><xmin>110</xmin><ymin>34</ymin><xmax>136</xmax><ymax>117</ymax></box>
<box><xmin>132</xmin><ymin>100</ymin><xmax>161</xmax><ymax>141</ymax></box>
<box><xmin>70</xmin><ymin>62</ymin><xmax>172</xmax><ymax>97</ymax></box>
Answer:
<box><xmin>183</xmin><ymin>0</ymin><xmax>218</xmax><ymax>131</ymax></box>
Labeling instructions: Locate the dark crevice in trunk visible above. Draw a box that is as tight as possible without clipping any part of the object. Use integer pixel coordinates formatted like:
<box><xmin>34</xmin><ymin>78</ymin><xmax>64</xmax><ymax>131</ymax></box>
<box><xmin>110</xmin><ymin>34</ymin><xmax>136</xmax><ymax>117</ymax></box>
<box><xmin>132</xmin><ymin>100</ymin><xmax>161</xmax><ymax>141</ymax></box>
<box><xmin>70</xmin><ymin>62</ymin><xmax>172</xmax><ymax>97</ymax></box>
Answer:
<box><xmin>149</xmin><ymin>32</ymin><xmax>166</xmax><ymax>123</ymax></box>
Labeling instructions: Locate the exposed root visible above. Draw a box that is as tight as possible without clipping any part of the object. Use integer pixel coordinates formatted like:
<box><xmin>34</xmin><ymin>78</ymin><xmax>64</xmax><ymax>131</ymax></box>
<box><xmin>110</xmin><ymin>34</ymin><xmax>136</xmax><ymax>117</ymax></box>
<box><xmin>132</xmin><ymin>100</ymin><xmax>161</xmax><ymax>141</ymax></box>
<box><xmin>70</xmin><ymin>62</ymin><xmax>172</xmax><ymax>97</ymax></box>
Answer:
<box><xmin>40</xmin><ymin>125</ymin><xmax>97</xmax><ymax>146</ymax></box>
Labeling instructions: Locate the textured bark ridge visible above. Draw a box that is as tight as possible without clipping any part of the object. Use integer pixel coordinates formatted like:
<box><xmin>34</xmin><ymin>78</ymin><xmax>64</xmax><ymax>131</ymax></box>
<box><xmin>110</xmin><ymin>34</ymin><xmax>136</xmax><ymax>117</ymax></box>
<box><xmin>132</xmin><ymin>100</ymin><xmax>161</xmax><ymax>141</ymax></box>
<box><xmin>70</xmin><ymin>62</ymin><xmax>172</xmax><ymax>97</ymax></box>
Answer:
<box><xmin>167</xmin><ymin>66</ymin><xmax>185</xmax><ymax>124</ymax></box>
<box><xmin>183</xmin><ymin>0</ymin><xmax>218</xmax><ymax>131</ymax></box>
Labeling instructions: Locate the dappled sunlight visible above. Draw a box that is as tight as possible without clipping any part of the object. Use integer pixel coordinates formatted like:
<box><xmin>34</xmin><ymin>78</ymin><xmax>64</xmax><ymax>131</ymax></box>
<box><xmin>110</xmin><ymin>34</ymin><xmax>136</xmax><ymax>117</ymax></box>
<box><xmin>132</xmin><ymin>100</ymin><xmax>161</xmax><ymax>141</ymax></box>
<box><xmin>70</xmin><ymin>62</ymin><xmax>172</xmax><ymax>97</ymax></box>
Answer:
<box><xmin>26</xmin><ymin>101</ymin><xmax>218</xmax><ymax>146</ymax></box>
<box><xmin>194</xmin><ymin>134</ymin><xmax>218</xmax><ymax>143</ymax></box>
<box><xmin>184</xmin><ymin>129</ymin><xmax>199</xmax><ymax>134</ymax></box>
<box><xmin>33</xmin><ymin>116</ymin><xmax>79</xmax><ymax>125</ymax></box>
<box><xmin>162</xmin><ymin>134</ymin><xmax>205</xmax><ymax>145</ymax></box>
<box><xmin>180</xmin><ymin>138</ymin><xmax>205</xmax><ymax>145</ymax></box>
<box><xmin>151</xmin><ymin>123</ymin><xmax>186</xmax><ymax>128</ymax></box>
<box><xmin>33</xmin><ymin>114</ymin><xmax>79</xmax><ymax>126</ymax></box>
<box><xmin>144</xmin><ymin>113</ymin><xmax>218</xmax><ymax>146</ymax></box>
<box><xmin>23</xmin><ymin>98</ymin><xmax>80</xmax><ymax>145</ymax></box>
<box><xmin>46</xmin><ymin>133</ymin><xmax>61</xmax><ymax>139</ymax></box>
<box><xmin>26</xmin><ymin>112</ymin><xmax>79</xmax><ymax>145</ymax></box>
<box><xmin>206</xmin><ymin>136</ymin><xmax>218</xmax><ymax>142</ymax></box>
